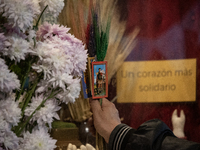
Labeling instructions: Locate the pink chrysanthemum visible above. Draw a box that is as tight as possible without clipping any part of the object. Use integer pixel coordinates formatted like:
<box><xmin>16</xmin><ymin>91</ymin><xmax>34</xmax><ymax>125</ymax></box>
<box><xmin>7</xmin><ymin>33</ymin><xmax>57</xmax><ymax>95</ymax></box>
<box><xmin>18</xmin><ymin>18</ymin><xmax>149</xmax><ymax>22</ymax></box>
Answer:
<box><xmin>33</xmin><ymin>35</ymin><xmax>87</xmax><ymax>78</ymax></box>
<box><xmin>37</xmin><ymin>22</ymin><xmax>70</xmax><ymax>41</ymax></box>
<box><xmin>36</xmin><ymin>22</ymin><xmax>53</xmax><ymax>41</ymax></box>
<box><xmin>61</xmin><ymin>32</ymin><xmax>83</xmax><ymax>45</ymax></box>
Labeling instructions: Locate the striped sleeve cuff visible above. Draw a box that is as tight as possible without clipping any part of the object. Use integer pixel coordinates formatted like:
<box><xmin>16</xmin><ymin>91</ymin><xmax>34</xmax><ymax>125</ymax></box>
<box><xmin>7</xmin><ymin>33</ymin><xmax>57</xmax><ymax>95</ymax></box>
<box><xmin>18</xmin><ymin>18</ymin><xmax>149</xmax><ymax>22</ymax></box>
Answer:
<box><xmin>109</xmin><ymin>124</ymin><xmax>135</xmax><ymax>150</ymax></box>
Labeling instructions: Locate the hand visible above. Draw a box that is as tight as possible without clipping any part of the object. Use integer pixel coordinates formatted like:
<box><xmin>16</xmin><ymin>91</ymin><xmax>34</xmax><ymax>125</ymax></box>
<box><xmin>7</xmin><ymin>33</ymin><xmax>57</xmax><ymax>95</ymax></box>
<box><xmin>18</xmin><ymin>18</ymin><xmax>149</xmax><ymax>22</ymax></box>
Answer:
<box><xmin>90</xmin><ymin>98</ymin><xmax>121</xmax><ymax>143</ymax></box>
<box><xmin>171</xmin><ymin>109</ymin><xmax>186</xmax><ymax>138</ymax></box>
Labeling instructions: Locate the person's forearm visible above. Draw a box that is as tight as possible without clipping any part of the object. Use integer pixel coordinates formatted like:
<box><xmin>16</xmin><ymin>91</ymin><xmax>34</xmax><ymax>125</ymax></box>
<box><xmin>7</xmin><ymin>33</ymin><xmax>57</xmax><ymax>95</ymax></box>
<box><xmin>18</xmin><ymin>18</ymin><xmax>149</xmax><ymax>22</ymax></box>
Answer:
<box><xmin>161</xmin><ymin>136</ymin><xmax>200</xmax><ymax>150</ymax></box>
<box><xmin>108</xmin><ymin>119</ymin><xmax>200</xmax><ymax>150</ymax></box>
<box><xmin>108</xmin><ymin>124</ymin><xmax>135</xmax><ymax>150</ymax></box>
<box><xmin>109</xmin><ymin>119</ymin><xmax>175</xmax><ymax>150</ymax></box>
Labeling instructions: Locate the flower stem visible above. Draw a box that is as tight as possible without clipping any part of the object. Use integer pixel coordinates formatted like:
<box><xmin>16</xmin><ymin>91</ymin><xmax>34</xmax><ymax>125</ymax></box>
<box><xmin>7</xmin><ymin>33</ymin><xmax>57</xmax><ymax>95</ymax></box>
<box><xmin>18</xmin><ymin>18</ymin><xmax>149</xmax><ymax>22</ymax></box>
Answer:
<box><xmin>15</xmin><ymin>89</ymin><xmax>62</xmax><ymax>136</ymax></box>
<box><xmin>34</xmin><ymin>5</ymin><xmax>48</xmax><ymax>30</ymax></box>
<box><xmin>14</xmin><ymin>75</ymin><xmax>41</xmax><ymax>134</ymax></box>
<box><xmin>15</xmin><ymin>60</ymin><xmax>32</xmax><ymax>102</ymax></box>
<box><xmin>21</xmin><ymin>77</ymin><xmax>39</xmax><ymax>116</ymax></box>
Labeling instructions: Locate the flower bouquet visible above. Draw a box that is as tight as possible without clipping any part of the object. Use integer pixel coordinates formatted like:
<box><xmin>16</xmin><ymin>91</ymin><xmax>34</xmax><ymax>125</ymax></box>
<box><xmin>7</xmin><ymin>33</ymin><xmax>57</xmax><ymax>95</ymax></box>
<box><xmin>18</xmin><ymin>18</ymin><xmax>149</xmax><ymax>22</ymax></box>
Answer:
<box><xmin>0</xmin><ymin>0</ymin><xmax>88</xmax><ymax>149</ymax></box>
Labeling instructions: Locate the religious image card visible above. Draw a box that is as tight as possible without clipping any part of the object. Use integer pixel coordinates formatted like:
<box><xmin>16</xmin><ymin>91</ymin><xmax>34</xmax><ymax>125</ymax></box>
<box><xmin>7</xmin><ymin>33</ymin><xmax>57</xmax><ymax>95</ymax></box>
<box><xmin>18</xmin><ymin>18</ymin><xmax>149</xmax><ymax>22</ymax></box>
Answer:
<box><xmin>91</xmin><ymin>61</ymin><xmax>108</xmax><ymax>99</ymax></box>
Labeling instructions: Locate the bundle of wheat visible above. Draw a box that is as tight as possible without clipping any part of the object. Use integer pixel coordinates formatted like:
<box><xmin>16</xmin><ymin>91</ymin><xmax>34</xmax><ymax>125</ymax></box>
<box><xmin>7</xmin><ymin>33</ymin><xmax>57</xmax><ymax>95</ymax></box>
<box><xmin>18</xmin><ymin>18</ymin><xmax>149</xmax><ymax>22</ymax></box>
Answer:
<box><xmin>58</xmin><ymin>0</ymin><xmax>139</xmax><ymax>149</ymax></box>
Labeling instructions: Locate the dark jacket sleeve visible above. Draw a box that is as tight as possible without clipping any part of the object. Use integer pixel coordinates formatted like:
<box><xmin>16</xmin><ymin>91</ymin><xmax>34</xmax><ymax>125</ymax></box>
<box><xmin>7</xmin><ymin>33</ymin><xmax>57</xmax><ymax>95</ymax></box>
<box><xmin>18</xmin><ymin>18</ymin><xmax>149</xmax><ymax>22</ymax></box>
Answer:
<box><xmin>108</xmin><ymin>119</ymin><xmax>200</xmax><ymax>150</ymax></box>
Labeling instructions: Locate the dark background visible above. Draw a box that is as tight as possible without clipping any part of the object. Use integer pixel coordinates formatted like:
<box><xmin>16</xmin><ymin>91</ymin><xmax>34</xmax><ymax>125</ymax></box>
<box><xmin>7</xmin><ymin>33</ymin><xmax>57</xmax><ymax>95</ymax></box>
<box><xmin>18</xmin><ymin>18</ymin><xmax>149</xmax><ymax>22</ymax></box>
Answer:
<box><xmin>110</xmin><ymin>0</ymin><xmax>200</xmax><ymax>142</ymax></box>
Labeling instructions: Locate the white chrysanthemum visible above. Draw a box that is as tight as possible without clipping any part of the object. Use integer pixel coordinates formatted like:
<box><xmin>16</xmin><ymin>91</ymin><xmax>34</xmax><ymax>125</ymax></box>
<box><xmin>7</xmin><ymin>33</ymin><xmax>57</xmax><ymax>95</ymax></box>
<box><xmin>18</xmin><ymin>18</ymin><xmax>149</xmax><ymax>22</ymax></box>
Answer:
<box><xmin>57</xmin><ymin>78</ymin><xmax>81</xmax><ymax>104</ymax></box>
<box><xmin>19</xmin><ymin>126</ymin><xmax>57</xmax><ymax>150</ymax></box>
<box><xmin>47</xmin><ymin>36</ymin><xmax>86</xmax><ymax>75</ymax></box>
<box><xmin>25</xmin><ymin>95</ymin><xmax>61</xmax><ymax>128</ymax></box>
<box><xmin>32</xmin><ymin>41</ymin><xmax>51</xmax><ymax>60</ymax></box>
<box><xmin>27</xmin><ymin>29</ymin><xmax>36</xmax><ymax>42</ymax></box>
<box><xmin>66</xmin><ymin>79</ymin><xmax>81</xmax><ymax>102</ymax></box>
<box><xmin>3</xmin><ymin>36</ymin><xmax>32</xmax><ymax>62</ymax></box>
<box><xmin>48</xmin><ymin>71</ymin><xmax>73</xmax><ymax>90</ymax></box>
<box><xmin>10</xmin><ymin>92</ymin><xmax>25</xmax><ymax>103</ymax></box>
<box><xmin>40</xmin><ymin>0</ymin><xmax>64</xmax><ymax>18</ymax></box>
<box><xmin>0</xmin><ymin>130</ymin><xmax>20</xmax><ymax>150</ymax></box>
<box><xmin>35</xmin><ymin>80</ymin><xmax>49</xmax><ymax>94</ymax></box>
<box><xmin>48</xmin><ymin>47</ymin><xmax>69</xmax><ymax>70</ymax></box>
<box><xmin>0</xmin><ymin>111</ymin><xmax>10</xmax><ymax>134</ymax></box>
<box><xmin>32</xmin><ymin>39</ymin><xmax>73</xmax><ymax>80</ymax></box>
<box><xmin>0</xmin><ymin>146</ymin><xmax>5</xmax><ymax>150</ymax></box>
<box><xmin>0</xmin><ymin>58</ymin><xmax>8</xmax><ymax>69</ymax></box>
<box><xmin>70</xmin><ymin>44</ymin><xmax>88</xmax><ymax>77</ymax></box>
<box><xmin>0</xmin><ymin>108</ymin><xmax>20</xmax><ymax>149</ymax></box>
<box><xmin>0</xmin><ymin>33</ymin><xmax>6</xmax><ymax>51</ymax></box>
<box><xmin>0</xmin><ymin>97</ymin><xmax>21</xmax><ymax>126</ymax></box>
<box><xmin>45</xmin><ymin>37</ymin><xmax>74</xmax><ymax>73</ymax></box>
<box><xmin>1</xmin><ymin>0</ymin><xmax>40</xmax><ymax>32</ymax></box>
<box><xmin>32</xmin><ymin>62</ymin><xmax>52</xmax><ymax>80</ymax></box>
<box><xmin>0</xmin><ymin>58</ymin><xmax>20</xmax><ymax>93</ymax></box>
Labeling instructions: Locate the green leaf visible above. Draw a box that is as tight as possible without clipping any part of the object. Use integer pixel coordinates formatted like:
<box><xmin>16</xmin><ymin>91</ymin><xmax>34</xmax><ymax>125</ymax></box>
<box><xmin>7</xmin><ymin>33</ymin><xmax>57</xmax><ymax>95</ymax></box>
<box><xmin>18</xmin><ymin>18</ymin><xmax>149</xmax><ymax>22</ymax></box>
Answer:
<box><xmin>10</xmin><ymin>64</ymin><xmax>22</xmax><ymax>77</ymax></box>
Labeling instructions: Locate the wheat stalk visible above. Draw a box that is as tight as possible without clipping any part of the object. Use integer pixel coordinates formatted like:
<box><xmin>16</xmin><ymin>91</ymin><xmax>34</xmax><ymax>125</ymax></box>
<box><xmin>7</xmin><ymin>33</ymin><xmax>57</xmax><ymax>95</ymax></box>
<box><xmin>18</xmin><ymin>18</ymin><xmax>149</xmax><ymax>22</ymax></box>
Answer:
<box><xmin>104</xmin><ymin>7</ymin><xmax>140</xmax><ymax>83</ymax></box>
<box><xmin>58</xmin><ymin>1</ymin><xmax>139</xmax><ymax>150</ymax></box>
